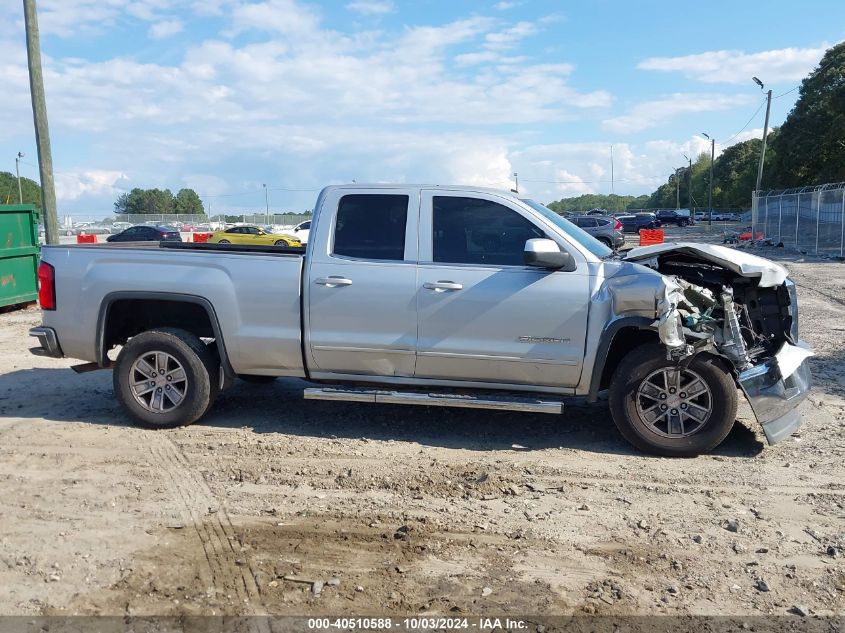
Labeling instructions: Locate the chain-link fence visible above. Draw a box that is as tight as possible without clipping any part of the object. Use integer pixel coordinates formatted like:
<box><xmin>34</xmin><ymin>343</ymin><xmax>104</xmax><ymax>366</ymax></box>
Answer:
<box><xmin>62</xmin><ymin>213</ymin><xmax>312</xmax><ymax>230</ymax></box>
<box><xmin>752</xmin><ymin>183</ymin><xmax>845</xmax><ymax>255</ymax></box>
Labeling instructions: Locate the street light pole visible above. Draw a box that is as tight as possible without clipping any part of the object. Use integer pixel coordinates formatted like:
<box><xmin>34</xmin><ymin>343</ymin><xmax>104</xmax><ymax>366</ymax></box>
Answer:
<box><xmin>683</xmin><ymin>153</ymin><xmax>692</xmax><ymax>222</ymax></box>
<box><xmin>675</xmin><ymin>167</ymin><xmax>681</xmax><ymax>209</ymax></box>
<box><xmin>23</xmin><ymin>0</ymin><xmax>59</xmax><ymax>244</ymax></box>
<box><xmin>15</xmin><ymin>152</ymin><xmax>24</xmax><ymax>204</ymax></box>
<box><xmin>702</xmin><ymin>133</ymin><xmax>715</xmax><ymax>227</ymax></box>
<box><xmin>752</xmin><ymin>77</ymin><xmax>772</xmax><ymax>195</ymax></box>
<box><xmin>263</xmin><ymin>183</ymin><xmax>269</xmax><ymax>225</ymax></box>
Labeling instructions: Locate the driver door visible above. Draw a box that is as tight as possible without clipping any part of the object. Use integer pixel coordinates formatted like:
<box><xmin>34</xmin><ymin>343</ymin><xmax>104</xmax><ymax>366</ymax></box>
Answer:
<box><xmin>414</xmin><ymin>190</ymin><xmax>591</xmax><ymax>388</ymax></box>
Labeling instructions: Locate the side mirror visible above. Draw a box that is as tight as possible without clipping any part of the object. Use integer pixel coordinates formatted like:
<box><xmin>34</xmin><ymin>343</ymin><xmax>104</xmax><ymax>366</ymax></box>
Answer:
<box><xmin>523</xmin><ymin>238</ymin><xmax>576</xmax><ymax>271</ymax></box>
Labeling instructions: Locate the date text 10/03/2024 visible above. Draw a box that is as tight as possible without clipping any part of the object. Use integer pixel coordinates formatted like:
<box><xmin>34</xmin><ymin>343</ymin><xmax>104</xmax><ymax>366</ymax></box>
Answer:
<box><xmin>307</xmin><ymin>617</ymin><xmax>528</xmax><ymax>630</ymax></box>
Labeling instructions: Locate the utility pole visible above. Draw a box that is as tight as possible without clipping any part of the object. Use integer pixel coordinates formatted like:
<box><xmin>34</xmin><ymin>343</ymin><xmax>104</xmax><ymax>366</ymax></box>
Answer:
<box><xmin>263</xmin><ymin>183</ymin><xmax>269</xmax><ymax>225</ymax></box>
<box><xmin>15</xmin><ymin>152</ymin><xmax>25</xmax><ymax>204</ymax></box>
<box><xmin>752</xmin><ymin>77</ymin><xmax>772</xmax><ymax>195</ymax></box>
<box><xmin>610</xmin><ymin>145</ymin><xmax>614</xmax><ymax>195</ymax></box>
<box><xmin>702</xmin><ymin>133</ymin><xmax>715</xmax><ymax>227</ymax></box>
<box><xmin>23</xmin><ymin>0</ymin><xmax>59</xmax><ymax>244</ymax></box>
<box><xmin>511</xmin><ymin>172</ymin><xmax>519</xmax><ymax>194</ymax></box>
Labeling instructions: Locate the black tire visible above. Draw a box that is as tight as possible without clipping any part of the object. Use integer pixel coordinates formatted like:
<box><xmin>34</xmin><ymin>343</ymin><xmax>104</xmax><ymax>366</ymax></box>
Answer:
<box><xmin>238</xmin><ymin>374</ymin><xmax>278</xmax><ymax>384</ymax></box>
<box><xmin>597</xmin><ymin>237</ymin><xmax>613</xmax><ymax>248</ymax></box>
<box><xmin>113</xmin><ymin>328</ymin><xmax>219</xmax><ymax>429</ymax></box>
<box><xmin>218</xmin><ymin>239</ymin><xmax>230</xmax><ymax>244</ymax></box>
<box><xmin>679</xmin><ymin>220</ymin><xmax>689</xmax><ymax>227</ymax></box>
<box><xmin>608</xmin><ymin>344</ymin><xmax>737</xmax><ymax>457</ymax></box>
<box><xmin>273</xmin><ymin>239</ymin><xmax>288</xmax><ymax>246</ymax></box>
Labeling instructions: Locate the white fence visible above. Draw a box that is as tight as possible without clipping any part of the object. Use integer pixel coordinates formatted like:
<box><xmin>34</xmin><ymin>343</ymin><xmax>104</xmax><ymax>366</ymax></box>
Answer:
<box><xmin>752</xmin><ymin>183</ymin><xmax>845</xmax><ymax>256</ymax></box>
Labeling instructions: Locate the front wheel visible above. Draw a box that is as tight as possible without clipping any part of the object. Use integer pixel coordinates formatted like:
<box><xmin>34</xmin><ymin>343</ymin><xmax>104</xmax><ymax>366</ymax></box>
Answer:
<box><xmin>273</xmin><ymin>239</ymin><xmax>288</xmax><ymax>246</ymax></box>
<box><xmin>113</xmin><ymin>328</ymin><xmax>219</xmax><ymax>429</ymax></box>
<box><xmin>608</xmin><ymin>344</ymin><xmax>737</xmax><ymax>456</ymax></box>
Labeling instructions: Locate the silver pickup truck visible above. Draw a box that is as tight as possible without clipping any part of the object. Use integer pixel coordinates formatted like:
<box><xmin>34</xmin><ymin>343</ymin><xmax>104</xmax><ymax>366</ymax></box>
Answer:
<box><xmin>30</xmin><ymin>185</ymin><xmax>812</xmax><ymax>456</ymax></box>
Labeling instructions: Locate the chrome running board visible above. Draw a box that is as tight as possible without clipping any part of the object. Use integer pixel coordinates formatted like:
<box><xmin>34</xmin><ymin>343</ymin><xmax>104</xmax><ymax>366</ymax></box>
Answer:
<box><xmin>303</xmin><ymin>387</ymin><xmax>563</xmax><ymax>414</ymax></box>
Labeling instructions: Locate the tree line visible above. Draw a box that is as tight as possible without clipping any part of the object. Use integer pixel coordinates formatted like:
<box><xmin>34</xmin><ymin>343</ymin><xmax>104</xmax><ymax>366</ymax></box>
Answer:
<box><xmin>0</xmin><ymin>172</ymin><xmax>42</xmax><ymax>209</ymax></box>
<box><xmin>548</xmin><ymin>40</ymin><xmax>845</xmax><ymax>213</ymax></box>
<box><xmin>114</xmin><ymin>188</ymin><xmax>204</xmax><ymax>215</ymax></box>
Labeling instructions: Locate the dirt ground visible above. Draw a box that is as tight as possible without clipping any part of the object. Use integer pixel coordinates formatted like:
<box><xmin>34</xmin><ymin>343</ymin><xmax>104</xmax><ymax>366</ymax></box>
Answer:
<box><xmin>0</xmin><ymin>244</ymin><xmax>843</xmax><ymax>620</ymax></box>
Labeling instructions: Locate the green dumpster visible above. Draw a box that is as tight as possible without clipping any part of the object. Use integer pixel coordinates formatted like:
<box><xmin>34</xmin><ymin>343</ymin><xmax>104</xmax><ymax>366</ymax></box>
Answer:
<box><xmin>0</xmin><ymin>204</ymin><xmax>41</xmax><ymax>308</ymax></box>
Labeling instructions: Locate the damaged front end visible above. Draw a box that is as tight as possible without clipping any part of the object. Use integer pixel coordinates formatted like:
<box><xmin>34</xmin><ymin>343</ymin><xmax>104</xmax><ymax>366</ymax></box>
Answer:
<box><xmin>621</xmin><ymin>242</ymin><xmax>813</xmax><ymax>444</ymax></box>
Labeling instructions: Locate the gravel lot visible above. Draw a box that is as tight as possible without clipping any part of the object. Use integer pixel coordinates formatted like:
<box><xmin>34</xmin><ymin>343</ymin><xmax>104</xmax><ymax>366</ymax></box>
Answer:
<box><xmin>0</xmin><ymin>242</ymin><xmax>843</xmax><ymax>619</ymax></box>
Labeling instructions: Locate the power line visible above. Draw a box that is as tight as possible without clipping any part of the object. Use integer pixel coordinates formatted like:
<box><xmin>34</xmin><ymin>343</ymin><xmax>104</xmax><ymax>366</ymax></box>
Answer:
<box><xmin>717</xmin><ymin>97</ymin><xmax>767</xmax><ymax>145</ymax></box>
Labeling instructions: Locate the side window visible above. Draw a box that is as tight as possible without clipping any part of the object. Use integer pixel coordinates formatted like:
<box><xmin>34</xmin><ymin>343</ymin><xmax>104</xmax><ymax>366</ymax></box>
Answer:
<box><xmin>433</xmin><ymin>196</ymin><xmax>545</xmax><ymax>266</ymax></box>
<box><xmin>333</xmin><ymin>194</ymin><xmax>408</xmax><ymax>261</ymax></box>
<box><xmin>582</xmin><ymin>218</ymin><xmax>599</xmax><ymax>228</ymax></box>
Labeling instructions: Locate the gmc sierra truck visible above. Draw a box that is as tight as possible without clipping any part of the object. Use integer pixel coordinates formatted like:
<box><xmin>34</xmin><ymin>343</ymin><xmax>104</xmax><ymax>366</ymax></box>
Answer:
<box><xmin>30</xmin><ymin>185</ymin><xmax>812</xmax><ymax>456</ymax></box>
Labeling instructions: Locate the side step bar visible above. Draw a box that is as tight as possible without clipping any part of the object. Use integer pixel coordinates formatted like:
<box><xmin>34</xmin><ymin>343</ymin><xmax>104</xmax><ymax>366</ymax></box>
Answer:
<box><xmin>303</xmin><ymin>387</ymin><xmax>564</xmax><ymax>414</ymax></box>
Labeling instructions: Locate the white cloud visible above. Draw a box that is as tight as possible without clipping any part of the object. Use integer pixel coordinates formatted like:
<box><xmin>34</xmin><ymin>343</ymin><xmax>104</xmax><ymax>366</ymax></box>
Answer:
<box><xmin>602</xmin><ymin>93</ymin><xmax>751</xmax><ymax>134</ymax></box>
<box><xmin>345</xmin><ymin>1</ymin><xmax>395</xmax><ymax>16</ymax></box>
<box><xmin>148</xmin><ymin>20</ymin><xmax>184</xmax><ymax>39</ymax></box>
<box><xmin>638</xmin><ymin>45</ymin><xmax>827</xmax><ymax>84</ymax></box>
<box><xmin>494</xmin><ymin>1</ymin><xmax>519</xmax><ymax>9</ymax></box>
<box><xmin>54</xmin><ymin>170</ymin><xmax>127</xmax><ymax>201</ymax></box>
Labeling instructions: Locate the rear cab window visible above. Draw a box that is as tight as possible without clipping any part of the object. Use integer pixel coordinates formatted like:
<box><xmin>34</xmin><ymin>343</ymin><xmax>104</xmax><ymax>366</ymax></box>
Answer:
<box><xmin>332</xmin><ymin>194</ymin><xmax>409</xmax><ymax>261</ymax></box>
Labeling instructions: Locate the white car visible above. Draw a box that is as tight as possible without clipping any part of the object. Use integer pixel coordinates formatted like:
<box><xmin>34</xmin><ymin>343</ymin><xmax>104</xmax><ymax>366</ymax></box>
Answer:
<box><xmin>291</xmin><ymin>220</ymin><xmax>311</xmax><ymax>244</ymax></box>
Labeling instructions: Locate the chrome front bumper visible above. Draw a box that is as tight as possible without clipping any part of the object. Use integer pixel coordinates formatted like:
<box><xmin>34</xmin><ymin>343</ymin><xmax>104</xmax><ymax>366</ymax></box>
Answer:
<box><xmin>29</xmin><ymin>326</ymin><xmax>64</xmax><ymax>358</ymax></box>
<box><xmin>738</xmin><ymin>342</ymin><xmax>813</xmax><ymax>445</ymax></box>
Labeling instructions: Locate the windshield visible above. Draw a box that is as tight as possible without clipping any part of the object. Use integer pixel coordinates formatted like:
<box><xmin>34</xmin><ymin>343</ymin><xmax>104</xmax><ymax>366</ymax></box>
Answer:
<box><xmin>520</xmin><ymin>199</ymin><xmax>613</xmax><ymax>259</ymax></box>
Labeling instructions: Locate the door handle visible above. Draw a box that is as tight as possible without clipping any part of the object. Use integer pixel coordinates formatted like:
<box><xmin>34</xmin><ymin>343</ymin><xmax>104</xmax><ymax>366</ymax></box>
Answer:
<box><xmin>424</xmin><ymin>281</ymin><xmax>463</xmax><ymax>292</ymax></box>
<box><xmin>315</xmin><ymin>276</ymin><xmax>352</xmax><ymax>287</ymax></box>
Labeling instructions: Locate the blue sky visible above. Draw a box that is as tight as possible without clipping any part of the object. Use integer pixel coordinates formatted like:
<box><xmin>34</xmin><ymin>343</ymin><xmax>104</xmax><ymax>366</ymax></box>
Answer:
<box><xmin>1</xmin><ymin>0</ymin><xmax>843</xmax><ymax>218</ymax></box>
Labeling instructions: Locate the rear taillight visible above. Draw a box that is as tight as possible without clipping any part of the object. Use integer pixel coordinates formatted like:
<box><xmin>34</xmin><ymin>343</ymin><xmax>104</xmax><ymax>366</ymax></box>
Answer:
<box><xmin>614</xmin><ymin>219</ymin><xmax>622</xmax><ymax>230</ymax></box>
<box><xmin>37</xmin><ymin>261</ymin><xmax>56</xmax><ymax>310</ymax></box>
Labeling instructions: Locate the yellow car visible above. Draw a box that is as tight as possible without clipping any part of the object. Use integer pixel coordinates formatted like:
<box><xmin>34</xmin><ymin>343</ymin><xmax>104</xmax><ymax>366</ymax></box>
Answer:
<box><xmin>208</xmin><ymin>225</ymin><xmax>302</xmax><ymax>247</ymax></box>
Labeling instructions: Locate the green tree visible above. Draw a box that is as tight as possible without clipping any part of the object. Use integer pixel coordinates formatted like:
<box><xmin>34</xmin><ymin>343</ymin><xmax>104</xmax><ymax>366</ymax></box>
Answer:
<box><xmin>174</xmin><ymin>188</ymin><xmax>204</xmax><ymax>215</ymax></box>
<box><xmin>768</xmin><ymin>41</ymin><xmax>845</xmax><ymax>188</ymax></box>
<box><xmin>113</xmin><ymin>187</ymin><xmax>176</xmax><ymax>214</ymax></box>
<box><xmin>0</xmin><ymin>171</ymin><xmax>42</xmax><ymax>210</ymax></box>
<box><xmin>546</xmin><ymin>193</ymin><xmax>649</xmax><ymax>214</ymax></box>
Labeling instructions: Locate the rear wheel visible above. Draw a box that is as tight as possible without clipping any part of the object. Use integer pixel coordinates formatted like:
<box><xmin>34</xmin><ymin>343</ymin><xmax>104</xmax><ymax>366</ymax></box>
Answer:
<box><xmin>679</xmin><ymin>220</ymin><xmax>689</xmax><ymax>227</ymax></box>
<box><xmin>218</xmin><ymin>239</ymin><xmax>230</xmax><ymax>244</ymax></box>
<box><xmin>597</xmin><ymin>237</ymin><xmax>613</xmax><ymax>248</ymax></box>
<box><xmin>113</xmin><ymin>328</ymin><xmax>219</xmax><ymax>429</ymax></box>
<box><xmin>608</xmin><ymin>344</ymin><xmax>737</xmax><ymax>456</ymax></box>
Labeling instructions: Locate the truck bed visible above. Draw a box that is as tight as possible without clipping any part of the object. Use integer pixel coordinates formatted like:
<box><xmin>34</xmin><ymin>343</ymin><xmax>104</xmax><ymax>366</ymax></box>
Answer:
<box><xmin>40</xmin><ymin>242</ymin><xmax>307</xmax><ymax>377</ymax></box>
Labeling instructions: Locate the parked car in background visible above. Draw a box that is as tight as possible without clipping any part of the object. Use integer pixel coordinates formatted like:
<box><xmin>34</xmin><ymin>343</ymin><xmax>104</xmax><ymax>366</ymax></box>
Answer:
<box><xmin>112</xmin><ymin>221</ymin><xmax>132</xmax><ymax>232</ymax></box>
<box><xmin>64</xmin><ymin>223</ymin><xmax>112</xmax><ymax>236</ymax></box>
<box><xmin>568</xmin><ymin>215</ymin><xmax>625</xmax><ymax>249</ymax></box>
<box><xmin>208</xmin><ymin>225</ymin><xmax>302</xmax><ymax>247</ymax></box>
<box><xmin>106</xmin><ymin>225</ymin><xmax>182</xmax><ymax>243</ymax></box>
<box><xmin>291</xmin><ymin>220</ymin><xmax>311</xmax><ymax>244</ymax></box>
<box><xmin>585</xmin><ymin>208</ymin><xmax>609</xmax><ymax>216</ymax></box>
<box><xmin>616</xmin><ymin>213</ymin><xmax>660</xmax><ymax>233</ymax></box>
<box><xmin>655</xmin><ymin>209</ymin><xmax>691</xmax><ymax>227</ymax></box>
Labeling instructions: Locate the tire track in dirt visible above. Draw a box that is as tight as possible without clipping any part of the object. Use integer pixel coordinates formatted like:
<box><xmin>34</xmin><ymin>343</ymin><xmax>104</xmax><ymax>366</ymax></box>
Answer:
<box><xmin>148</xmin><ymin>434</ymin><xmax>266</xmax><ymax>618</ymax></box>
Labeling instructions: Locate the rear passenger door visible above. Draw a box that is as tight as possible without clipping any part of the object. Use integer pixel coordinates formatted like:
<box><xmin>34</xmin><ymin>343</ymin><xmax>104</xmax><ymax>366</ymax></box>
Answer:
<box><xmin>305</xmin><ymin>189</ymin><xmax>419</xmax><ymax>378</ymax></box>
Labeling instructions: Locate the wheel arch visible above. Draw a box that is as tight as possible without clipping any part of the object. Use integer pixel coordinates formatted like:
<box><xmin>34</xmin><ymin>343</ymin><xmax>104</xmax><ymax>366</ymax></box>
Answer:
<box><xmin>96</xmin><ymin>292</ymin><xmax>235</xmax><ymax>379</ymax></box>
<box><xmin>587</xmin><ymin>318</ymin><xmax>658</xmax><ymax>402</ymax></box>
